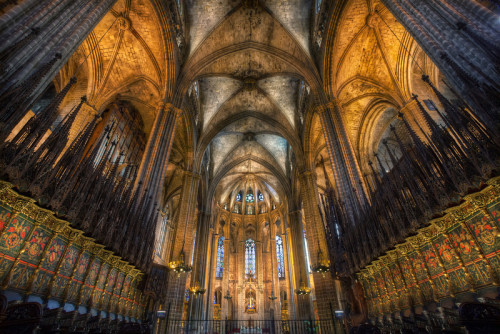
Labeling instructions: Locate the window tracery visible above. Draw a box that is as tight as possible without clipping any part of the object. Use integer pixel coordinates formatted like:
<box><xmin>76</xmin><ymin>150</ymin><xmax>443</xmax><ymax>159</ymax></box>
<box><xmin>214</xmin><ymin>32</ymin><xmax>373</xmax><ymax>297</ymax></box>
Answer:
<box><xmin>276</xmin><ymin>235</ymin><xmax>285</xmax><ymax>279</ymax></box>
<box><xmin>245</xmin><ymin>239</ymin><xmax>255</xmax><ymax>279</ymax></box>
<box><xmin>216</xmin><ymin>236</ymin><xmax>224</xmax><ymax>279</ymax></box>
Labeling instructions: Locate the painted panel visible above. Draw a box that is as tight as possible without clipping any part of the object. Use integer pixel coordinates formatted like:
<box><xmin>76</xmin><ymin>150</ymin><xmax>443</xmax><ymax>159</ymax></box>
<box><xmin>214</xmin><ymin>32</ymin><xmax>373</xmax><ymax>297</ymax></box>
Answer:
<box><xmin>106</xmin><ymin>268</ymin><xmax>117</xmax><ymax>292</ymax></box>
<box><xmin>59</xmin><ymin>245</ymin><xmax>80</xmax><ymax>276</ymax></box>
<box><xmin>20</xmin><ymin>226</ymin><xmax>52</xmax><ymax>264</ymax></box>
<box><xmin>96</xmin><ymin>263</ymin><xmax>110</xmax><ymax>290</ymax></box>
<box><xmin>447</xmin><ymin>223</ymin><xmax>480</xmax><ymax>264</ymax></box>
<box><xmin>40</xmin><ymin>236</ymin><xmax>68</xmax><ymax>271</ymax></box>
<box><xmin>0</xmin><ymin>213</ymin><xmax>34</xmax><ymax>256</ymax></box>
<box><xmin>121</xmin><ymin>275</ymin><xmax>132</xmax><ymax>297</ymax></box>
<box><xmin>465</xmin><ymin>211</ymin><xmax>499</xmax><ymax>256</ymax></box>
<box><xmin>0</xmin><ymin>204</ymin><xmax>13</xmax><ymax>230</ymax></box>
<box><xmin>432</xmin><ymin>234</ymin><xmax>457</xmax><ymax>270</ymax></box>
<box><xmin>420</xmin><ymin>243</ymin><xmax>442</xmax><ymax>277</ymax></box>
<box><xmin>86</xmin><ymin>258</ymin><xmax>101</xmax><ymax>286</ymax></box>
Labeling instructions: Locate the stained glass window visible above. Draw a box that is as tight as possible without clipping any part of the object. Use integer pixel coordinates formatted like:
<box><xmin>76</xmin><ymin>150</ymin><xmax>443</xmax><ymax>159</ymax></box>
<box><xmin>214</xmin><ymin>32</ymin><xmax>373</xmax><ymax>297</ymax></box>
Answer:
<box><xmin>258</xmin><ymin>192</ymin><xmax>264</xmax><ymax>201</ymax></box>
<box><xmin>236</xmin><ymin>192</ymin><xmax>242</xmax><ymax>202</ymax></box>
<box><xmin>185</xmin><ymin>289</ymin><xmax>190</xmax><ymax>302</ymax></box>
<box><xmin>246</xmin><ymin>193</ymin><xmax>254</xmax><ymax>202</ymax></box>
<box><xmin>276</xmin><ymin>235</ymin><xmax>285</xmax><ymax>278</ymax></box>
<box><xmin>216</xmin><ymin>236</ymin><xmax>224</xmax><ymax>279</ymax></box>
<box><xmin>245</xmin><ymin>239</ymin><xmax>255</xmax><ymax>279</ymax></box>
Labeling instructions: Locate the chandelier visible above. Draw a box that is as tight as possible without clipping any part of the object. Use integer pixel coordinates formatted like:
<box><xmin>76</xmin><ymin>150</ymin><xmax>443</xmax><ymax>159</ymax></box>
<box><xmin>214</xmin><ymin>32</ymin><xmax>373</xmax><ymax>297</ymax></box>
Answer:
<box><xmin>168</xmin><ymin>249</ymin><xmax>192</xmax><ymax>275</ymax></box>
<box><xmin>311</xmin><ymin>248</ymin><xmax>330</xmax><ymax>276</ymax></box>
<box><xmin>224</xmin><ymin>290</ymin><xmax>232</xmax><ymax>300</ymax></box>
<box><xmin>294</xmin><ymin>279</ymin><xmax>311</xmax><ymax>295</ymax></box>
<box><xmin>169</xmin><ymin>218</ymin><xmax>192</xmax><ymax>275</ymax></box>
<box><xmin>189</xmin><ymin>281</ymin><xmax>206</xmax><ymax>297</ymax></box>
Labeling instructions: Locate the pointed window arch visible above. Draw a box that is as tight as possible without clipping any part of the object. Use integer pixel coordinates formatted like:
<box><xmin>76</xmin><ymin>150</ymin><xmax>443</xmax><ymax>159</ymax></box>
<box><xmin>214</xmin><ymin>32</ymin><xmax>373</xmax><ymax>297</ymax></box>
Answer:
<box><xmin>216</xmin><ymin>236</ymin><xmax>224</xmax><ymax>279</ymax></box>
<box><xmin>276</xmin><ymin>235</ymin><xmax>285</xmax><ymax>279</ymax></box>
<box><xmin>245</xmin><ymin>239</ymin><xmax>256</xmax><ymax>279</ymax></box>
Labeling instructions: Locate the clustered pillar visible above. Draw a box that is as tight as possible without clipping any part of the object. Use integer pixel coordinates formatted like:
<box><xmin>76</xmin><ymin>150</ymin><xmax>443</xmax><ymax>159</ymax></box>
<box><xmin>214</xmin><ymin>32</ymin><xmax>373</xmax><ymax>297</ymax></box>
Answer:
<box><xmin>164</xmin><ymin>170</ymin><xmax>200</xmax><ymax>320</ymax></box>
<box><xmin>299</xmin><ymin>171</ymin><xmax>341</xmax><ymax>320</ymax></box>
<box><xmin>287</xmin><ymin>210</ymin><xmax>313</xmax><ymax>319</ymax></box>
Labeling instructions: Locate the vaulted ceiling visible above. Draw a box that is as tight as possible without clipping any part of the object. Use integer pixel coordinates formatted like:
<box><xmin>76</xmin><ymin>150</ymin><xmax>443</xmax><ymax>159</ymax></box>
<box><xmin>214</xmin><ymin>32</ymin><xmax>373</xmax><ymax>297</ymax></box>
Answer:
<box><xmin>324</xmin><ymin>0</ymin><xmax>443</xmax><ymax>172</ymax></box>
<box><xmin>57</xmin><ymin>0</ymin><xmax>172</xmax><ymax>138</ymax></box>
<box><xmin>54</xmin><ymin>0</ymin><xmax>447</xmax><ymax>211</ymax></box>
<box><xmin>177</xmin><ymin>0</ymin><xmax>321</xmax><ymax>207</ymax></box>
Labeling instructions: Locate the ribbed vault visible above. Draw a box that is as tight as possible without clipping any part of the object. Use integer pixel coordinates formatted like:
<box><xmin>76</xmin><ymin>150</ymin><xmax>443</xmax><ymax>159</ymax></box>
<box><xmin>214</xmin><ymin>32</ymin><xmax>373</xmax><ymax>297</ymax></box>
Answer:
<box><xmin>177</xmin><ymin>0</ymin><xmax>322</xmax><ymax>210</ymax></box>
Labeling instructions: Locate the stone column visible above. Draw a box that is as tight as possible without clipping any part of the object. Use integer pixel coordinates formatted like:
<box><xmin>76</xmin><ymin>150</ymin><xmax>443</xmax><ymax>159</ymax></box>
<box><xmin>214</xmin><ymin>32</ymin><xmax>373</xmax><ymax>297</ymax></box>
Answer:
<box><xmin>255</xmin><ymin>237</ymin><xmax>264</xmax><ymax>320</ymax></box>
<box><xmin>299</xmin><ymin>171</ymin><xmax>340</xmax><ymax>320</ymax></box>
<box><xmin>135</xmin><ymin>103</ymin><xmax>181</xmax><ymax>201</ymax></box>
<box><xmin>132</xmin><ymin>103</ymin><xmax>181</xmax><ymax>267</ymax></box>
<box><xmin>316</xmin><ymin>102</ymin><xmax>367</xmax><ymax>215</ymax></box>
<box><xmin>287</xmin><ymin>210</ymin><xmax>313</xmax><ymax>319</ymax></box>
<box><xmin>189</xmin><ymin>211</ymin><xmax>212</xmax><ymax>321</ymax></box>
<box><xmin>379</xmin><ymin>0</ymin><xmax>500</xmax><ymax>119</ymax></box>
<box><xmin>204</xmin><ymin>227</ymin><xmax>216</xmax><ymax>321</ymax></box>
<box><xmin>164</xmin><ymin>170</ymin><xmax>200</xmax><ymax>320</ymax></box>
<box><xmin>282</xmin><ymin>221</ymin><xmax>296</xmax><ymax>320</ymax></box>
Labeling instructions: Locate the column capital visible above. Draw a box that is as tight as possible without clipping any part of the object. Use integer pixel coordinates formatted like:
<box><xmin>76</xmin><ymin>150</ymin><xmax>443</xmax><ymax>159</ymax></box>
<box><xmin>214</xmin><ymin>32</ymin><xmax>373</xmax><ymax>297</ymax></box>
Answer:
<box><xmin>164</xmin><ymin>102</ymin><xmax>183</xmax><ymax>115</ymax></box>
<box><xmin>400</xmin><ymin>99</ymin><xmax>419</xmax><ymax>114</ymax></box>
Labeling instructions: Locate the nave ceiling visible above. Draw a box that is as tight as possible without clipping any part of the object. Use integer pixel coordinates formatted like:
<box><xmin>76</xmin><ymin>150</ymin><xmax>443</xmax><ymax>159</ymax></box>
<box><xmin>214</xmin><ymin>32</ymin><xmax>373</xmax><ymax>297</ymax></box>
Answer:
<box><xmin>53</xmin><ymin>0</ymin><xmax>449</xmax><ymax>214</ymax></box>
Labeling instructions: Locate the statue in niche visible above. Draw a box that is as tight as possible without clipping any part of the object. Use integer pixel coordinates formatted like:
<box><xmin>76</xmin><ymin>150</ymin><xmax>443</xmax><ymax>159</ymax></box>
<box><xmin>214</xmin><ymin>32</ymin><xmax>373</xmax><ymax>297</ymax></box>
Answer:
<box><xmin>245</xmin><ymin>288</ymin><xmax>257</xmax><ymax>313</ymax></box>
<box><xmin>262</xmin><ymin>222</ymin><xmax>270</xmax><ymax>252</ymax></box>
<box><xmin>230</xmin><ymin>222</ymin><xmax>238</xmax><ymax>252</ymax></box>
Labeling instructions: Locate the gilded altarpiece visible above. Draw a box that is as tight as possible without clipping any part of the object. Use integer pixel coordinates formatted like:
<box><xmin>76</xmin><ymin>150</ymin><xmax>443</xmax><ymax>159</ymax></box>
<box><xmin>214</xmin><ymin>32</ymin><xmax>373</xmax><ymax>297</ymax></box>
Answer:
<box><xmin>357</xmin><ymin>178</ymin><xmax>500</xmax><ymax>317</ymax></box>
<box><xmin>0</xmin><ymin>181</ymin><xmax>146</xmax><ymax>319</ymax></box>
